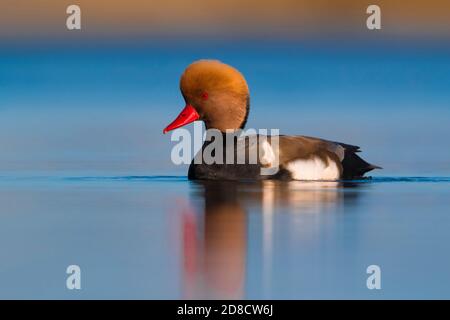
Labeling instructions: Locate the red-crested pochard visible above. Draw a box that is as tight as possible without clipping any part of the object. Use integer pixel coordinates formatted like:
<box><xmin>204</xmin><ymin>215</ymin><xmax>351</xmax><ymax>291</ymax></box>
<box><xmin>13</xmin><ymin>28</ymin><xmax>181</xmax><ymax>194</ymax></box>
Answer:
<box><xmin>164</xmin><ymin>60</ymin><xmax>380</xmax><ymax>180</ymax></box>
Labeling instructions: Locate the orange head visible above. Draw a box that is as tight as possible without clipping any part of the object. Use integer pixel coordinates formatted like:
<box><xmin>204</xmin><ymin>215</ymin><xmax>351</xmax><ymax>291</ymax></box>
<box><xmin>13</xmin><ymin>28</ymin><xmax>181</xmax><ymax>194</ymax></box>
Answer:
<box><xmin>163</xmin><ymin>60</ymin><xmax>250</xmax><ymax>133</ymax></box>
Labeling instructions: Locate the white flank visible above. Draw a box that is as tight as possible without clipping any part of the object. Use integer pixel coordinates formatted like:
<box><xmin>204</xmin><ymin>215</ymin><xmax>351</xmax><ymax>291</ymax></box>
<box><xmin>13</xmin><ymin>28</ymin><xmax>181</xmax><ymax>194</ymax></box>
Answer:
<box><xmin>286</xmin><ymin>157</ymin><xmax>340</xmax><ymax>181</ymax></box>
<box><xmin>259</xmin><ymin>139</ymin><xmax>275</xmax><ymax>167</ymax></box>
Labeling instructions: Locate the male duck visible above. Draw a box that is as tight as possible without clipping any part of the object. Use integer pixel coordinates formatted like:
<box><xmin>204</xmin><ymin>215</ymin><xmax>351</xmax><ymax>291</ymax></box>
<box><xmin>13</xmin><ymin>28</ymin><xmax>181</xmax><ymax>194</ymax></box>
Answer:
<box><xmin>164</xmin><ymin>60</ymin><xmax>380</xmax><ymax>180</ymax></box>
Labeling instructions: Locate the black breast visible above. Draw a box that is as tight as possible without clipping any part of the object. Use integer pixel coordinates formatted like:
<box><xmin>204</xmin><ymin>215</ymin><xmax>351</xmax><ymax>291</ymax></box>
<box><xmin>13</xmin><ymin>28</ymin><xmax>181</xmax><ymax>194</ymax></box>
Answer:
<box><xmin>188</xmin><ymin>135</ymin><xmax>265</xmax><ymax>181</ymax></box>
<box><xmin>188</xmin><ymin>161</ymin><xmax>263</xmax><ymax>180</ymax></box>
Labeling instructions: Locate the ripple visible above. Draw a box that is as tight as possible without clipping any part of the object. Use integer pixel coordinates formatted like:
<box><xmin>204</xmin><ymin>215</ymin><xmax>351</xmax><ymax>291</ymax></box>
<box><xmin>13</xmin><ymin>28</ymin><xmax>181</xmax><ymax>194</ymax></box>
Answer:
<box><xmin>61</xmin><ymin>176</ymin><xmax>450</xmax><ymax>184</ymax></box>
<box><xmin>364</xmin><ymin>177</ymin><xmax>450</xmax><ymax>183</ymax></box>
<box><xmin>0</xmin><ymin>175</ymin><xmax>449</xmax><ymax>183</ymax></box>
<box><xmin>62</xmin><ymin>175</ymin><xmax>188</xmax><ymax>182</ymax></box>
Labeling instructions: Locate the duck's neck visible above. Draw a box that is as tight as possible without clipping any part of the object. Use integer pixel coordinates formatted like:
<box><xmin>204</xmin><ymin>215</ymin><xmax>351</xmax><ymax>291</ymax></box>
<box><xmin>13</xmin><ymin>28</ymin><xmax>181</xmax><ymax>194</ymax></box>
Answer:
<box><xmin>204</xmin><ymin>96</ymin><xmax>250</xmax><ymax>132</ymax></box>
<box><xmin>239</xmin><ymin>95</ymin><xmax>250</xmax><ymax>129</ymax></box>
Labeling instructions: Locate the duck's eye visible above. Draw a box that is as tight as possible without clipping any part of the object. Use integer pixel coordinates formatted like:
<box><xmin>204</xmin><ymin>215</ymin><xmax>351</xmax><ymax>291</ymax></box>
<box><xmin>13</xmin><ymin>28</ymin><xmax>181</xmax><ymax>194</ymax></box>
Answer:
<box><xmin>201</xmin><ymin>92</ymin><xmax>209</xmax><ymax>100</ymax></box>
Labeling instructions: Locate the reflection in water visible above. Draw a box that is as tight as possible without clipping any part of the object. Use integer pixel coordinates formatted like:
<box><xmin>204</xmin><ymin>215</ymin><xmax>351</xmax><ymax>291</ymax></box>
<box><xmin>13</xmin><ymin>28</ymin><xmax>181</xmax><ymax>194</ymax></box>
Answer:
<box><xmin>180</xmin><ymin>180</ymin><xmax>361</xmax><ymax>299</ymax></box>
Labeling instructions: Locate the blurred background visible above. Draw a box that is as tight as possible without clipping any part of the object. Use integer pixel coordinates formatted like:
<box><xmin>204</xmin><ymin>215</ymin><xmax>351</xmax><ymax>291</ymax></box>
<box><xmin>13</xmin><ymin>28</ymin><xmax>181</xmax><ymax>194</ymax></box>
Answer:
<box><xmin>1</xmin><ymin>1</ymin><xmax>450</xmax><ymax>299</ymax></box>
<box><xmin>0</xmin><ymin>0</ymin><xmax>449</xmax><ymax>177</ymax></box>
<box><xmin>2</xmin><ymin>0</ymin><xmax>450</xmax><ymax>40</ymax></box>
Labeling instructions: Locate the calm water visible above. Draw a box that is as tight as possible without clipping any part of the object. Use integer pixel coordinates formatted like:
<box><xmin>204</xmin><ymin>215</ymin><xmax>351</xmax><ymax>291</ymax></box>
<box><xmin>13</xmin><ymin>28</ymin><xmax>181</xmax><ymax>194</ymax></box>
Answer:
<box><xmin>1</xmin><ymin>41</ymin><xmax>449</xmax><ymax>299</ymax></box>
<box><xmin>0</xmin><ymin>176</ymin><xmax>449</xmax><ymax>299</ymax></box>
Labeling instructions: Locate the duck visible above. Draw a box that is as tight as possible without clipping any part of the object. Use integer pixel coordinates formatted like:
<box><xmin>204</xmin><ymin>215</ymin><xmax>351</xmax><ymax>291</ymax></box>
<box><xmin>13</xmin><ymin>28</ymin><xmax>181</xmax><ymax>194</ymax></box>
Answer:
<box><xmin>163</xmin><ymin>60</ymin><xmax>380</xmax><ymax>181</ymax></box>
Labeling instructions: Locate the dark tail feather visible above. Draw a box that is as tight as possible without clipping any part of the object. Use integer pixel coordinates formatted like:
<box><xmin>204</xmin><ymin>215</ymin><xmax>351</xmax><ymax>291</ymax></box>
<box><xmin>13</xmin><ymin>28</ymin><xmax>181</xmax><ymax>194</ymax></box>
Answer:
<box><xmin>341</xmin><ymin>151</ymin><xmax>381</xmax><ymax>179</ymax></box>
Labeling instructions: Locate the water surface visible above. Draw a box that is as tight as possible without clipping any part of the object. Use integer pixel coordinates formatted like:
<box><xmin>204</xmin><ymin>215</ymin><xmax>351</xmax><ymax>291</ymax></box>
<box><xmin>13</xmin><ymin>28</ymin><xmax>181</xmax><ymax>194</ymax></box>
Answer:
<box><xmin>1</xmin><ymin>42</ymin><xmax>449</xmax><ymax>299</ymax></box>
<box><xmin>0</xmin><ymin>175</ymin><xmax>449</xmax><ymax>299</ymax></box>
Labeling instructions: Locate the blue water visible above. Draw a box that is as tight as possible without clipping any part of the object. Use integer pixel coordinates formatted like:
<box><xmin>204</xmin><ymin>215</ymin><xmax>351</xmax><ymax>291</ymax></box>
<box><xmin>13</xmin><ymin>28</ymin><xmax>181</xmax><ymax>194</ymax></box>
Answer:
<box><xmin>0</xmin><ymin>175</ymin><xmax>449</xmax><ymax>299</ymax></box>
<box><xmin>1</xmin><ymin>41</ymin><xmax>450</xmax><ymax>298</ymax></box>
<box><xmin>1</xmin><ymin>42</ymin><xmax>450</xmax><ymax>177</ymax></box>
